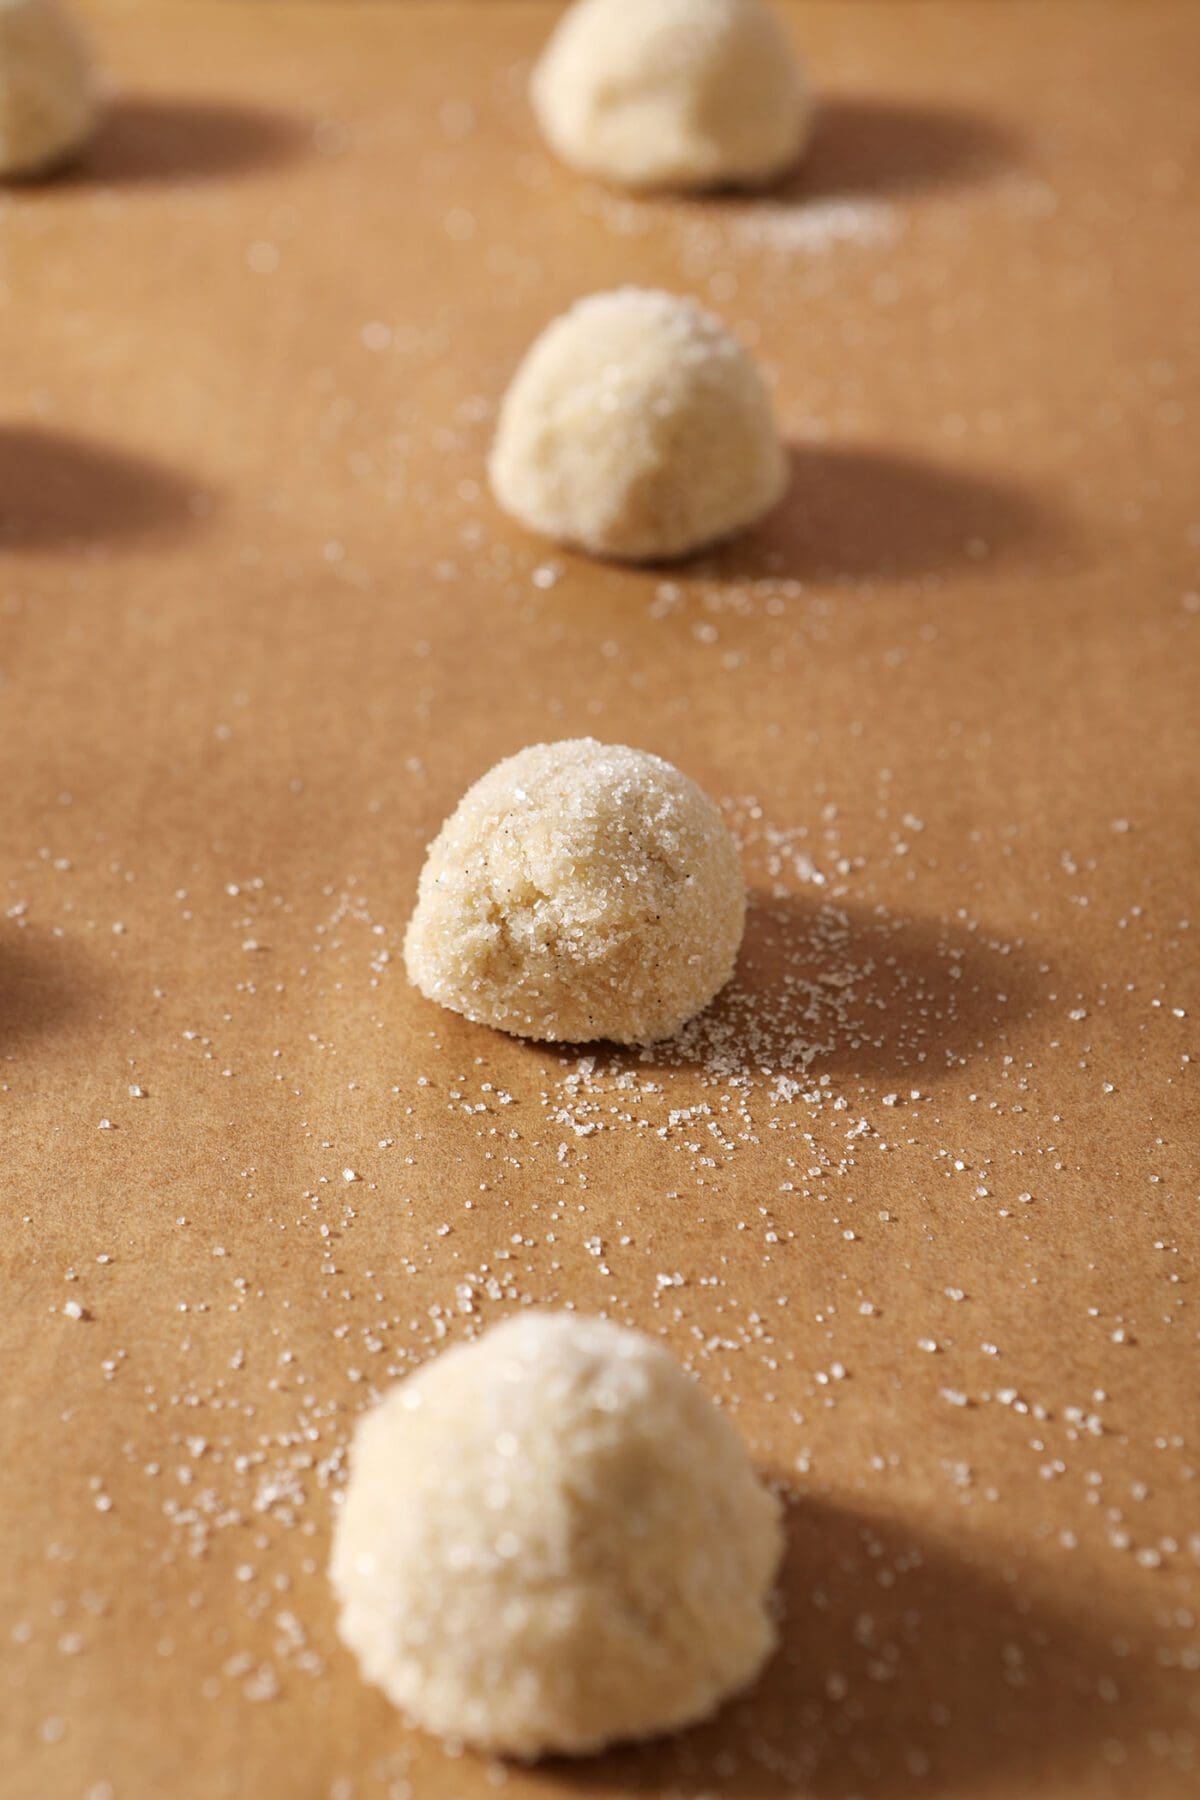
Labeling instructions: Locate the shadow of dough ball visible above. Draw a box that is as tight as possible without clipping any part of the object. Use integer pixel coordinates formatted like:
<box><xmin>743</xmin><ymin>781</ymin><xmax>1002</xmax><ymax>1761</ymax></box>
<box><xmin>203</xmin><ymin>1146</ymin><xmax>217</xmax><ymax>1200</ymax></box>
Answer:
<box><xmin>330</xmin><ymin>1312</ymin><xmax>783</xmax><ymax>1758</ymax></box>
<box><xmin>489</xmin><ymin>288</ymin><xmax>787</xmax><ymax>562</ymax></box>
<box><xmin>532</xmin><ymin>0</ymin><xmax>812</xmax><ymax>191</ymax></box>
<box><xmin>403</xmin><ymin>738</ymin><xmax>746</xmax><ymax>1045</ymax></box>
<box><xmin>0</xmin><ymin>0</ymin><xmax>96</xmax><ymax>179</ymax></box>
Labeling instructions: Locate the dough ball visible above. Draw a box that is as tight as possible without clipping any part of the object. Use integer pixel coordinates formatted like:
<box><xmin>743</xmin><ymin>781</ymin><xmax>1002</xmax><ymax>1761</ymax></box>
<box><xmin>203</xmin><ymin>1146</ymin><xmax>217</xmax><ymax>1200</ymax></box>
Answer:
<box><xmin>0</xmin><ymin>0</ymin><xmax>96</xmax><ymax>180</ymax></box>
<box><xmin>330</xmin><ymin>1311</ymin><xmax>783</xmax><ymax>1758</ymax></box>
<box><xmin>489</xmin><ymin>287</ymin><xmax>787</xmax><ymax>561</ymax></box>
<box><xmin>532</xmin><ymin>0</ymin><xmax>812</xmax><ymax>192</ymax></box>
<box><xmin>403</xmin><ymin>738</ymin><xmax>745</xmax><ymax>1045</ymax></box>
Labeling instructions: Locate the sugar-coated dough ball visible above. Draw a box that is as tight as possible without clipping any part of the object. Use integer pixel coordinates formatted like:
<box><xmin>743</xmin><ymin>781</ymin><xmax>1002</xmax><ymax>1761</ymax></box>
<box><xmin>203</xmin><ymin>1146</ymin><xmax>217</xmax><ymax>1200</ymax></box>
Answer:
<box><xmin>532</xmin><ymin>0</ymin><xmax>812</xmax><ymax>192</ymax></box>
<box><xmin>489</xmin><ymin>288</ymin><xmax>787</xmax><ymax>562</ymax></box>
<box><xmin>0</xmin><ymin>0</ymin><xmax>95</xmax><ymax>179</ymax></box>
<box><xmin>404</xmin><ymin>738</ymin><xmax>745</xmax><ymax>1045</ymax></box>
<box><xmin>330</xmin><ymin>1312</ymin><xmax>783</xmax><ymax>1757</ymax></box>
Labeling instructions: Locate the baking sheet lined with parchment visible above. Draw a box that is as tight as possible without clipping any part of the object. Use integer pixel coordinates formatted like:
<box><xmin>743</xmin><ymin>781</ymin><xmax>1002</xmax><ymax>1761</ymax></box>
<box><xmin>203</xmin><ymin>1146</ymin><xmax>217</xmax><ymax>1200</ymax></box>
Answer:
<box><xmin>1</xmin><ymin>4</ymin><xmax>1197</xmax><ymax>1797</ymax></box>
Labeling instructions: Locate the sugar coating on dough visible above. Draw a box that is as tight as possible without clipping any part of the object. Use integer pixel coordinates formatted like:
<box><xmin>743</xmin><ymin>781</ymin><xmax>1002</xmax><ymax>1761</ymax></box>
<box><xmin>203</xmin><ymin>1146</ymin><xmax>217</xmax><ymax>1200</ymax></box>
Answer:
<box><xmin>489</xmin><ymin>287</ymin><xmax>787</xmax><ymax>562</ymax></box>
<box><xmin>0</xmin><ymin>0</ymin><xmax>95</xmax><ymax>179</ymax></box>
<box><xmin>403</xmin><ymin>738</ymin><xmax>746</xmax><ymax>1045</ymax></box>
<box><xmin>329</xmin><ymin>1311</ymin><xmax>784</xmax><ymax>1758</ymax></box>
<box><xmin>532</xmin><ymin>0</ymin><xmax>812</xmax><ymax>192</ymax></box>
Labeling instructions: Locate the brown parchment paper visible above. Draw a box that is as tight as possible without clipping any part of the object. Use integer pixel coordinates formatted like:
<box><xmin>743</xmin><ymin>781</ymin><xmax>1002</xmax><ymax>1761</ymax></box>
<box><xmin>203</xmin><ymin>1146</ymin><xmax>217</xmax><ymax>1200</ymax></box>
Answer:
<box><xmin>1</xmin><ymin>4</ymin><xmax>1197</xmax><ymax>1797</ymax></box>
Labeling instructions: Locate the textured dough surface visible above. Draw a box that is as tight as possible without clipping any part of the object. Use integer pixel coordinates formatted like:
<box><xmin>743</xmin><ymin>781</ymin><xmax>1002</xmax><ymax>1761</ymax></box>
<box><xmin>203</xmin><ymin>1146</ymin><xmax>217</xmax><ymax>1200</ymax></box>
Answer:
<box><xmin>489</xmin><ymin>287</ymin><xmax>787</xmax><ymax>561</ymax></box>
<box><xmin>403</xmin><ymin>738</ymin><xmax>746</xmax><ymax>1044</ymax></box>
<box><xmin>329</xmin><ymin>1311</ymin><xmax>784</xmax><ymax>1758</ymax></box>
<box><xmin>531</xmin><ymin>0</ymin><xmax>812</xmax><ymax>192</ymax></box>
<box><xmin>0</xmin><ymin>0</ymin><xmax>95</xmax><ymax>178</ymax></box>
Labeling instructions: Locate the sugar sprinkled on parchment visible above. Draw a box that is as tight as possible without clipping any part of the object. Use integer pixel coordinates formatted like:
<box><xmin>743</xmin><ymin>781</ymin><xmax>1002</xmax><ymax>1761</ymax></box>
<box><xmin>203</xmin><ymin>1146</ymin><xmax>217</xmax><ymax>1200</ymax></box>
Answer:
<box><xmin>9</xmin><ymin>776</ymin><xmax>1194</xmax><ymax>1794</ymax></box>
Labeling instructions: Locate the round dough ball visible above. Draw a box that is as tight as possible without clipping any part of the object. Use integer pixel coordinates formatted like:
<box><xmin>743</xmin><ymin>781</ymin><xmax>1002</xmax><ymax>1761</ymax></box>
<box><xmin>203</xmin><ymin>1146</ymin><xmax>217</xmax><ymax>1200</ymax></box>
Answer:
<box><xmin>532</xmin><ymin>0</ymin><xmax>812</xmax><ymax>192</ymax></box>
<box><xmin>403</xmin><ymin>738</ymin><xmax>745</xmax><ymax>1045</ymax></box>
<box><xmin>0</xmin><ymin>0</ymin><xmax>96</xmax><ymax>180</ymax></box>
<box><xmin>489</xmin><ymin>287</ymin><xmax>787</xmax><ymax>562</ymax></box>
<box><xmin>330</xmin><ymin>1311</ymin><xmax>783</xmax><ymax>1758</ymax></box>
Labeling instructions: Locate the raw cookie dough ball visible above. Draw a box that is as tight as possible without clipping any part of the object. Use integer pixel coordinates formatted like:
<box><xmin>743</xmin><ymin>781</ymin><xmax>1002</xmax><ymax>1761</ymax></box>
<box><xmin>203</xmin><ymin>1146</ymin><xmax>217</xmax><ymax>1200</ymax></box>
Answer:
<box><xmin>532</xmin><ymin>0</ymin><xmax>812</xmax><ymax>192</ymax></box>
<box><xmin>0</xmin><ymin>0</ymin><xmax>96</xmax><ymax>179</ymax></box>
<box><xmin>330</xmin><ymin>1312</ymin><xmax>783</xmax><ymax>1758</ymax></box>
<box><xmin>403</xmin><ymin>738</ymin><xmax>745</xmax><ymax>1045</ymax></box>
<box><xmin>489</xmin><ymin>287</ymin><xmax>787</xmax><ymax>562</ymax></box>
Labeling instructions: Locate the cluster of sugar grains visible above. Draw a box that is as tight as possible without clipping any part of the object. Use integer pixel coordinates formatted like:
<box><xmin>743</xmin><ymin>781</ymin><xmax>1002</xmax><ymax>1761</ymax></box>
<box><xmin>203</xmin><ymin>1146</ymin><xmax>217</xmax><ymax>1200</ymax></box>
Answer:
<box><xmin>404</xmin><ymin>738</ymin><xmax>746</xmax><ymax>1046</ymax></box>
<box><xmin>0</xmin><ymin>0</ymin><xmax>96</xmax><ymax>179</ymax></box>
<box><xmin>330</xmin><ymin>1312</ymin><xmax>783</xmax><ymax>1757</ymax></box>
<box><xmin>488</xmin><ymin>287</ymin><xmax>787</xmax><ymax>562</ymax></box>
<box><xmin>531</xmin><ymin>0</ymin><xmax>813</xmax><ymax>193</ymax></box>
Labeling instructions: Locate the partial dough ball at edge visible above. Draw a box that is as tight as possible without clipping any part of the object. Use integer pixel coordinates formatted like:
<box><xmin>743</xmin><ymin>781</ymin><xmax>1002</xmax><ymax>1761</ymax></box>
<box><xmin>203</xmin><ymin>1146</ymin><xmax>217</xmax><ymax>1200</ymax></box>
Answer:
<box><xmin>0</xmin><ymin>0</ymin><xmax>96</xmax><ymax>179</ymax></box>
<box><xmin>330</xmin><ymin>1311</ymin><xmax>784</xmax><ymax>1757</ymax></box>
<box><xmin>489</xmin><ymin>288</ymin><xmax>788</xmax><ymax>562</ymax></box>
<box><xmin>532</xmin><ymin>0</ymin><xmax>813</xmax><ymax>192</ymax></box>
<box><xmin>404</xmin><ymin>738</ymin><xmax>746</xmax><ymax>1044</ymax></box>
